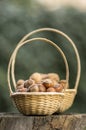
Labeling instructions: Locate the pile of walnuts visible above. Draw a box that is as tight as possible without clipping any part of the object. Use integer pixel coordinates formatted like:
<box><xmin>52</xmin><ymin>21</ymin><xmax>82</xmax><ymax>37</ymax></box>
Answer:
<box><xmin>16</xmin><ymin>72</ymin><xmax>68</xmax><ymax>92</ymax></box>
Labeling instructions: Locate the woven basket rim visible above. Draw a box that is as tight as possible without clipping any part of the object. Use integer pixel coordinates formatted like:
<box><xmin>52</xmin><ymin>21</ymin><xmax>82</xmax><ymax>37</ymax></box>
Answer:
<box><xmin>65</xmin><ymin>89</ymin><xmax>76</xmax><ymax>92</ymax></box>
<box><xmin>11</xmin><ymin>92</ymin><xmax>65</xmax><ymax>96</ymax></box>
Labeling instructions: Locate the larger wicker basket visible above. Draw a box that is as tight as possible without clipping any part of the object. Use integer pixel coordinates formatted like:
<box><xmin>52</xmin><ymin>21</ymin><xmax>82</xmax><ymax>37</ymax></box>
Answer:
<box><xmin>7</xmin><ymin>28</ymin><xmax>81</xmax><ymax>115</ymax></box>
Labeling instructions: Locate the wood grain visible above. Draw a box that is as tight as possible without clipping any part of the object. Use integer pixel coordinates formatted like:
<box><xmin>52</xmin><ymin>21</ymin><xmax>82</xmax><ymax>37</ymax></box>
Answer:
<box><xmin>0</xmin><ymin>113</ymin><xmax>86</xmax><ymax>130</ymax></box>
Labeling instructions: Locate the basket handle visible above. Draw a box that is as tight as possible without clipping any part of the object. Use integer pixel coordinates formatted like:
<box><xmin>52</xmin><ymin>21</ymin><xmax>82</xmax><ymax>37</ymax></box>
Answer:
<box><xmin>14</xmin><ymin>28</ymin><xmax>81</xmax><ymax>91</ymax></box>
<box><xmin>7</xmin><ymin>37</ymin><xmax>69</xmax><ymax>95</ymax></box>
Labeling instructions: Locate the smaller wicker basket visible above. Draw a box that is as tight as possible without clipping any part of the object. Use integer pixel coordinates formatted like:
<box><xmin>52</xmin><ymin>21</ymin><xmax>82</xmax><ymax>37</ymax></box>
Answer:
<box><xmin>7</xmin><ymin>28</ymin><xmax>81</xmax><ymax>115</ymax></box>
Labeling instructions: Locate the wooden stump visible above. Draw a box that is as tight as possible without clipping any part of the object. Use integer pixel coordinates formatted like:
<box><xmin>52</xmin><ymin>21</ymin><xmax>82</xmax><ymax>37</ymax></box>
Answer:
<box><xmin>0</xmin><ymin>113</ymin><xmax>86</xmax><ymax>130</ymax></box>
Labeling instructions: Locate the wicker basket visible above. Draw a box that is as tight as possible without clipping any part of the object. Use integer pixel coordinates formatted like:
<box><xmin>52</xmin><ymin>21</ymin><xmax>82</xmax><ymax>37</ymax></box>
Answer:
<box><xmin>7</xmin><ymin>28</ymin><xmax>81</xmax><ymax>115</ymax></box>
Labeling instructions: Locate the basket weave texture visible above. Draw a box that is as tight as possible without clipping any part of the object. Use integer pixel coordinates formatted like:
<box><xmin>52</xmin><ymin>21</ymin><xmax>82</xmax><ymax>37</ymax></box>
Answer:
<box><xmin>7</xmin><ymin>28</ymin><xmax>81</xmax><ymax>115</ymax></box>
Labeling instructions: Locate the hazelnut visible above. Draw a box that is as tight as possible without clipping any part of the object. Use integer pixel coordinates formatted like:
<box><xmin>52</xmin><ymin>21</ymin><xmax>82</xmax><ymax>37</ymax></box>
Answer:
<box><xmin>24</xmin><ymin>80</ymin><xmax>29</xmax><ymax>88</ymax></box>
<box><xmin>59</xmin><ymin>80</ymin><xmax>68</xmax><ymax>89</ymax></box>
<box><xmin>41</xmin><ymin>73</ymin><xmax>48</xmax><ymax>79</ymax></box>
<box><xmin>38</xmin><ymin>84</ymin><xmax>46</xmax><ymax>92</ymax></box>
<box><xmin>28</xmin><ymin>84</ymin><xmax>39</xmax><ymax>92</ymax></box>
<box><xmin>48</xmin><ymin>73</ymin><xmax>60</xmax><ymax>82</ymax></box>
<box><xmin>53</xmin><ymin>80</ymin><xmax>58</xmax><ymax>86</ymax></box>
<box><xmin>30</xmin><ymin>72</ymin><xmax>42</xmax><ymax>83</ymax></box>
<box><xmin>16</xmin><ymin>84</ymin><xmax>24</xmax><ymax>89</ymax></box>
<box><xmin>28</xmin><ymin>78</ymin><xmax>35</xmax><ymax>85</ymax></box>
<box><xmin>17</xmin><ymin>79</ymin><xmax>24</xmax><ymax>86</ymax></box>
<box><xmin>47</xmin><ymin>87</ymin><xmax>56</xmax><ymax>92</ymax></box>
<box><xmin>16</xmin><ymin>87</ymin><xmax>27</xmax><ymax>92</ymax></box>
<box><xmin>24</xmin><ymin>79</ymin><xmax>35</xmax><ymax>88</ymax></box>
<box><xmin>54</xmin><ymin>83</ymin><xmax>60</xmax><ymax>88</ymax></box>
<box><xmin>42</xmin><ymin>79</ymin><xmax>54</xmax><ymax>88</ymax></box>
<box><xmin>55</xmin><ymin>84</ymin><xmax>64</xmax><ymax>92</ymax></box>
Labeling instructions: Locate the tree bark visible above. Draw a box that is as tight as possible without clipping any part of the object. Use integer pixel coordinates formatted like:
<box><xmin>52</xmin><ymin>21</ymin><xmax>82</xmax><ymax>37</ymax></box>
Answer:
<box><xmin>0</xmin><ymin>113</ymin><xmax>86</xmax><ymax>130</ymax></box>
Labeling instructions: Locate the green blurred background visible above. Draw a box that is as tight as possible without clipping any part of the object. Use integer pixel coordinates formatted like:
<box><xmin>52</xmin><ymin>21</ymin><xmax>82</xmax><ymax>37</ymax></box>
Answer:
<box><xmin>0</xmin><ymin>0</ymin><xmax>86</xmax><ymax>113</ymax></box>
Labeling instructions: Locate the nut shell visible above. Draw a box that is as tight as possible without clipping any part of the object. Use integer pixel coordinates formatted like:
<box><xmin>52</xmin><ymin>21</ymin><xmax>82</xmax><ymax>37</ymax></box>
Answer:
<box><xmin>17</xmin><ymin>79</ymin><xmax>24</xmax><ymax>86</ymax></box>
<box><xmin>41</xmin><ymin>73</ymin><xmax>48</xmax><ymax>79</ymax></box>
<box><xmin>53</xmin><ymin>80</ymin><xmax>58</xmax><ymax>86</ymax></box>
<box><xmin>59</xmin><ymin>80</ymin><xmax>68</xmax><ymax>89</ymax></box>
<box><xmin>47</xmin><ymin>87</ymin><xmax>56</xmax><ymax>92</ymax></box>
<box><xmin>29</xmin><ymin>84</ymin><xmax>39</xmax><ymax>92</ymax></box>
<box><xmin>24</xmin><ymin>80</ymin><xmax>29</xmax><ymax>88</ymax></box>
<box><xmin>38</xmin><ymin>84</ymin><xmax>46</xmax><ymax>92</ymax></box>
<box><xmin>24</xmin><ymin>79</ymin><xmax>35</xmax><ymax>88</ymax></box>
<box><xmin>48</xmin><ymin>73</ymin><xmax>60</xmax><ymax>82</ymax></box>
<box><xmin>55</xmin><ymin>84</ymin><xmax>64</xmax><ymax>92</ymax></box>
<box><xmin>30</xmin><ymin>72</ymin><xmax>42</xmax><ymax>83</ymax></box>
<box><xmin>42</xmin><ymin>79</ymin><xmax>54</xmax><ymax>88</ymax></box>
<box><xmin>16</xmin><ymin>84</ymin><xmax>24</xmax><ymax>89</ymax></box>
<box><xmin>16</xmin><ymin>87</ymin><xmax>27</xmax><ymax>92</ymax></box>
